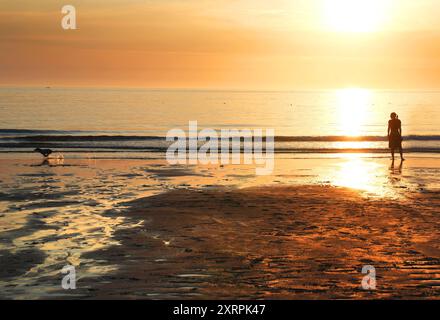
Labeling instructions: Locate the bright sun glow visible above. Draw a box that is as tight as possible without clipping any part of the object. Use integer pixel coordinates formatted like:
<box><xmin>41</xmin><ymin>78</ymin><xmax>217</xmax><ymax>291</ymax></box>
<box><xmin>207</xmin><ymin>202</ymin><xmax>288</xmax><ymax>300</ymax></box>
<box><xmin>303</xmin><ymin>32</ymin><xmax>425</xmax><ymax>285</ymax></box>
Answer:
<box><xmin>336</xmin><ymin>88</ymin><xmax>372</xmax><ymax>136</ymax></box>
<box><xmin>333</xmin><ymin>155</ymin><xmax>384</xmax><ymax>194</ymax></box>
<box><xmin>324</xmin><ymin>0</ymin><xmax>392</xmax><ymax>33</ymax></box>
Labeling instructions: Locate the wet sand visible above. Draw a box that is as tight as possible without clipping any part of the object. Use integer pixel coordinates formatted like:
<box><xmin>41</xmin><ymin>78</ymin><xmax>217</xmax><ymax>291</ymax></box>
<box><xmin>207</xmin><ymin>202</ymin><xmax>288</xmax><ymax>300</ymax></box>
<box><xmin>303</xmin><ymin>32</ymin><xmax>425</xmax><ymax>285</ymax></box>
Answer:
<box><xmin>0</xmin><ymin>155</ymin><xmax>439</xmax><ymax>299</ymax></box>
<box><xmin>80</xmin><ymin>184</ymin><xmax>440</xmax><ymax>299</ymax></box>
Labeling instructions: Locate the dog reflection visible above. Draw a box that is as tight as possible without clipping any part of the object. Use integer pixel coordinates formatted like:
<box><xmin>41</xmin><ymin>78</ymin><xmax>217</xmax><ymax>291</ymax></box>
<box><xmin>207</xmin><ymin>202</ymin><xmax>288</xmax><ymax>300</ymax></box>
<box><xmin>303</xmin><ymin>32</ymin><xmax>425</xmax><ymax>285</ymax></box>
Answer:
<box><xmin>33</xmin><ymin>157</ymin><xmax>65</xmax><ymax>167</ymax></box>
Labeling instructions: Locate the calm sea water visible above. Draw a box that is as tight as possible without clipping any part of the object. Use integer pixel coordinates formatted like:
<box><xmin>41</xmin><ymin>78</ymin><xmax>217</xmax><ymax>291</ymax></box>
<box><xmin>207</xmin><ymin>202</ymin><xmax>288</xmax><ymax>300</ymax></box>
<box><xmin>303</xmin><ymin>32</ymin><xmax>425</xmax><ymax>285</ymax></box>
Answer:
<box><xmin>1</xmin><ymin>87</ymin><xmax>439</xmax><ymax>155</ymax></box>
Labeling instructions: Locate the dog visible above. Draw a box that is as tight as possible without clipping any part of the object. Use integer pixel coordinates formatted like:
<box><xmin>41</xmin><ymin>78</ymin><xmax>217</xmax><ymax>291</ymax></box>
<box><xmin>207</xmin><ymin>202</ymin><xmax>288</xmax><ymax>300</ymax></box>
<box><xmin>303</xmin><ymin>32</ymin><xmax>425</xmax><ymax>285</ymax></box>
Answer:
<box><xmin>34</xmin><ymin>148</ymin><xmax>53</xmax><ymax>158</ymax></box>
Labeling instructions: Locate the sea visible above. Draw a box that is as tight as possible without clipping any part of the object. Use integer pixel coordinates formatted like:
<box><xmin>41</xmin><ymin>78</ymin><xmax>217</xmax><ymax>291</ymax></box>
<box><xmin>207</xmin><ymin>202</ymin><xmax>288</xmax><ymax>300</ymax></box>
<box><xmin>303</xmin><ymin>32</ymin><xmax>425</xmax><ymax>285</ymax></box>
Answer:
<box><xmin>1</xmin><ymin>87</ymin><xmax>439</xmax><ymax>157</ymax></box>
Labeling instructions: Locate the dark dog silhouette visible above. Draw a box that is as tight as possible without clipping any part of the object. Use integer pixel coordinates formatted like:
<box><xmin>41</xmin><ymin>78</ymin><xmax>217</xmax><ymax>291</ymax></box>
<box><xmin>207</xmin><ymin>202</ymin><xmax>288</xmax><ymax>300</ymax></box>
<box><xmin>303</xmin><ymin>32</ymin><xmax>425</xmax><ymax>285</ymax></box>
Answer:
<box><xmin>34</xmin><ymin>148</ymin><xmax>53</xmax><ymax>158</ymax></box>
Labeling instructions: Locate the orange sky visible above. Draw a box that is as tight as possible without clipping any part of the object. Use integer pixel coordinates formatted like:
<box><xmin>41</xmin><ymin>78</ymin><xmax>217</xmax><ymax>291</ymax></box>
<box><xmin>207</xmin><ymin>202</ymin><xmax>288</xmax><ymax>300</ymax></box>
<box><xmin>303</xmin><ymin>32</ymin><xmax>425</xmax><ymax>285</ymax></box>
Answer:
<box><xmin>1</xmin><ymin>0</ymin><xmax>440</xmax><ymax>89</ymax></box>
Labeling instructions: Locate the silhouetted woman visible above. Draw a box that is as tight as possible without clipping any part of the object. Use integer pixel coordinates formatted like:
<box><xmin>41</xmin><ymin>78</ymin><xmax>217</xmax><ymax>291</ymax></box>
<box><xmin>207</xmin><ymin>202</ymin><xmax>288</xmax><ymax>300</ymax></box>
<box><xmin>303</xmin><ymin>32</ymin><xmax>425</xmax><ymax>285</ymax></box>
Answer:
<box><xmin>388</xmin><ymin>112</ymin><xmax>404</xmax><ymax>161</ymax></box>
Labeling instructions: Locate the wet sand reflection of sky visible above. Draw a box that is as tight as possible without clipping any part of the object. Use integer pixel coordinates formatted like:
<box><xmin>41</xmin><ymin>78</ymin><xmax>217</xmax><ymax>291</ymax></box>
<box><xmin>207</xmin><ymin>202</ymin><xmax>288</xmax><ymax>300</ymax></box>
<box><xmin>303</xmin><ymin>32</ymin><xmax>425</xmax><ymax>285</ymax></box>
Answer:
<box><xmin>0</xmin><ymin>155</ymin><xmax>439</xmax><ymax>298</ymax></box>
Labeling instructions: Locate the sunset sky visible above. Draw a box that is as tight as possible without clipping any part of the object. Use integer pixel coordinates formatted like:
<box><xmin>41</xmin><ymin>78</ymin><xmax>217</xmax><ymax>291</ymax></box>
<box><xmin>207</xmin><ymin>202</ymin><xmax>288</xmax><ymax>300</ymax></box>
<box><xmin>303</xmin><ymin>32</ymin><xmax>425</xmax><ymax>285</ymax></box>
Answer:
<box><xmin>1</xmin><ymin>0</ymin><xmax>440</xmax><ymax>89</ymax></box>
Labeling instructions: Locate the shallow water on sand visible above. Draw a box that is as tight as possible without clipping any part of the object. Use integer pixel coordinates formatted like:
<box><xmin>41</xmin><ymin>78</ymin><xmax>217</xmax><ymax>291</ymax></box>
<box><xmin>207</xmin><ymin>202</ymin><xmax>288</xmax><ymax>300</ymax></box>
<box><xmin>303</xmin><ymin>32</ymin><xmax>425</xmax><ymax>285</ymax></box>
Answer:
<box><xmin>0</xmin><ymin>154</ymin><xmax>439</xmax><ymax>298</ymax></box>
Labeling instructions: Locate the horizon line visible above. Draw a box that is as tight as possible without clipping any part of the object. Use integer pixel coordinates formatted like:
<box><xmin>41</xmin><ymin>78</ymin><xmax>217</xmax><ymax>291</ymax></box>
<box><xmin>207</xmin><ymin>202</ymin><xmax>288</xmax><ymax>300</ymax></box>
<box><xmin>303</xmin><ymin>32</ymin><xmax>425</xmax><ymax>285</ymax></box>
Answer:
<box><xmin>2</xmin><ymin>84</ymin><xmax>440</xmax><ymax>93</ymax></box>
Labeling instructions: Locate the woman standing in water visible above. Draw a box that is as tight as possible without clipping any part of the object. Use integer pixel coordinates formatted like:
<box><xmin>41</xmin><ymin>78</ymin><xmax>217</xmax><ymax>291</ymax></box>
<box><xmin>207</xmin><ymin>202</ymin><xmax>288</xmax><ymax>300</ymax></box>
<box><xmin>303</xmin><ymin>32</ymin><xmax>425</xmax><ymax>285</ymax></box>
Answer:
<box><xmin>388</xmin><ymin>112</ymin><xmax>404</xmax><ymax>161</ymax></box>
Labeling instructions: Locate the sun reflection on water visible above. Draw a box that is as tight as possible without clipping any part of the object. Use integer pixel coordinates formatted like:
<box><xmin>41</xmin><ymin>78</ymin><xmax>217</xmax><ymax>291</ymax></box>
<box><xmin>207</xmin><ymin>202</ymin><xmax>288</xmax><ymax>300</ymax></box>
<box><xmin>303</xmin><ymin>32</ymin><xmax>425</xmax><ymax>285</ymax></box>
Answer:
<box><xmin>332</xmin><ymin>154</ymin><xmax>386</xmax><ymax>195</ymax></box>
<box><xmin>336</xmin><ymin>88</ymin><xmax>373</xmax><ymax>137</ymax></box>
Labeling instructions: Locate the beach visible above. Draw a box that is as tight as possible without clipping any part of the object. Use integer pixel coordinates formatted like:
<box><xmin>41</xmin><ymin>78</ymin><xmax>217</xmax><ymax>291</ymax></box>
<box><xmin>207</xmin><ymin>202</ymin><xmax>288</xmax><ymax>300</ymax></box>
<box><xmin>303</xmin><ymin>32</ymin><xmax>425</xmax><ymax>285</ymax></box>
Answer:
<box><xmin>88</xmin><ymin>184</ymin><xmax>440</xmax><ymax>299</ymax></box>
<box><xmin>3</xmin><ymin>0</ymin><xmax>440</xmax><ymax>305</ymax></box>
<box><xmin>0</xmin><ymin>154</ymin><xmax>439</xmax><ymax>299</ymax></box>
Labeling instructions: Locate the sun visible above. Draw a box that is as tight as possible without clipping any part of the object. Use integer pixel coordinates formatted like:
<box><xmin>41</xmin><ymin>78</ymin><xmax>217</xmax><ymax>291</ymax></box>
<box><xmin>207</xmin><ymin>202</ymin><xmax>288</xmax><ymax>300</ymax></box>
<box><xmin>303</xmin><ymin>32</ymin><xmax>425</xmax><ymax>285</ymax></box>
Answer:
<box><xmin>323</xmin><ymin>0</ymin><xmax>391</xmax><ymax>33</ymax></box>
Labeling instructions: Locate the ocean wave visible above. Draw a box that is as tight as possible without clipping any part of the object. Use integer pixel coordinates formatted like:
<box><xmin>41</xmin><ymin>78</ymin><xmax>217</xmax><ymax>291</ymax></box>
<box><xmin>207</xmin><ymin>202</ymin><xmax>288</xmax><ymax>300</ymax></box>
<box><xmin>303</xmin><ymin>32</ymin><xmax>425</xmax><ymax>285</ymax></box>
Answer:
<box><xmin>1</xmin><ymin>134</ymin><xmax>440</xmax><ymax>142</ymax></box>
<box><xmin>1</xmin><ymin>132</ymin><xmax>439</xmax><ymax>154</ymax></box>
<box><xmin>275</xmin><ymin>135</ymin><xmax>440</xmax><ymax>142</ymax></box>
<box><xmin>0</xmin><ymin>145</ymin><xmax>439</xmax><ymax>154</ymax></box>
